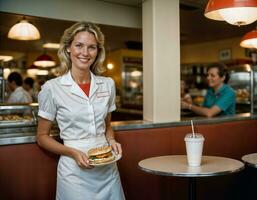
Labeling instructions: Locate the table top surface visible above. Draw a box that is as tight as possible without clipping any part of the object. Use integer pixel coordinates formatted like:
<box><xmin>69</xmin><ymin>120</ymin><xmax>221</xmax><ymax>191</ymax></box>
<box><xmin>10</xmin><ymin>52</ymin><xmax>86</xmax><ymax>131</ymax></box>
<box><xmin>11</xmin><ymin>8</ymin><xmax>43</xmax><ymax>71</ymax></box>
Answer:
<box><xmin>138</xmin><ymin>155</ymin><xmax>244</xmax><ymax>177</ymax></box>
<box><xmin>242</xmin><ymin>153</ymin><xmax>257</xmax><ymax>168</ymax></box>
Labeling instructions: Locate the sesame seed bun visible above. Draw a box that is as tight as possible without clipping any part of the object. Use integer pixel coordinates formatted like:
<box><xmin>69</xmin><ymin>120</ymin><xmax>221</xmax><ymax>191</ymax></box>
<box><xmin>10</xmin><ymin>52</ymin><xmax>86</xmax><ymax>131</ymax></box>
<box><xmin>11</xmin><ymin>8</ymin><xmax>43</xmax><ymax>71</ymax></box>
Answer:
<box><xmin>88</xmin><ymin>146</ymin><xmax>112</xmax><ymax>157</ymax></box>
<box><xmin>87</xmin><ymin>146</ymin><xmax>115</xmax><ymax>165</ymax></box>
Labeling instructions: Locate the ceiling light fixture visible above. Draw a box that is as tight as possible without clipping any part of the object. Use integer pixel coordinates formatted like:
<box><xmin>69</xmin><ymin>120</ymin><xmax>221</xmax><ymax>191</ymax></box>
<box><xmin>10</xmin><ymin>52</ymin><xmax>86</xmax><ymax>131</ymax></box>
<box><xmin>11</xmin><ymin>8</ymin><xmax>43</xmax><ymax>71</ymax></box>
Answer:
<box><xmin>3</xmin><ymin>68</ymin><xmax>11</xmax><ymax>79</ymax></box>
<box><xmin>107</xmin><ymin>63</ymin><xmax>114</xmax><ymax>70</ymax></box>
<box><xmin>33</xmin><ymin>53</ymin><xmax>56</xmax><ymax>68</ymax></box>
<box><xmin>0</xmin><ymin>55</ymin><xmax>13</xmax><ymax>62</ymax></box>
<box><xmin>27</xmin><ymin>65</ymin><xmax>39</xmax><ymax>78</ymax></box>
<box><xmin>204</xmin><ymin>0</ymin><xmax>257</xmax><ymax>26</ymax></box>
<box><xmin>240</xmin><ymin>29</ymin><xmax>257</xmax><ymax>49</ymax></box>
<box><xmin>43</xmin><ymin>43</ymin><xmax>60</xmax><ymax>49</ymax></box>
<box><xmin>8</xmin><ymin>18</ymin><xmax>40</xmax><ymax>40</ymax></box>
<box><xmin>36</xmin><ymin>69</ymin><xmax>49</xmax><ymax>76</ymax></box>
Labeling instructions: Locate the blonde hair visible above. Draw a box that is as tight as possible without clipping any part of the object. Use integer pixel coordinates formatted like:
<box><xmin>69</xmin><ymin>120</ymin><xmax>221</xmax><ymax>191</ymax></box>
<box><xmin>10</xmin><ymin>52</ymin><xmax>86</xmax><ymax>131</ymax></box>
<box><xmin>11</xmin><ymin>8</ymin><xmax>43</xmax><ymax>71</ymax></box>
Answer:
<box><xmin>58</xmin><ymin>21</ymin><xmax>106</xmax><ymax>75</ymax></box>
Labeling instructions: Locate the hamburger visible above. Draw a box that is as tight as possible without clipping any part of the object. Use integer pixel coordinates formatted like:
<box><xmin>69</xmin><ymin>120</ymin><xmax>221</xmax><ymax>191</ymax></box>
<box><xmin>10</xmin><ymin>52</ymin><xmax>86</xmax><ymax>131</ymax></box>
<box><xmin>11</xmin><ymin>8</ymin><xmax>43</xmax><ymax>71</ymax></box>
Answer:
<box><xmin>88</xmin><ymin>146</ymin><xmax>115</xmax><ymax>165</ymax></box>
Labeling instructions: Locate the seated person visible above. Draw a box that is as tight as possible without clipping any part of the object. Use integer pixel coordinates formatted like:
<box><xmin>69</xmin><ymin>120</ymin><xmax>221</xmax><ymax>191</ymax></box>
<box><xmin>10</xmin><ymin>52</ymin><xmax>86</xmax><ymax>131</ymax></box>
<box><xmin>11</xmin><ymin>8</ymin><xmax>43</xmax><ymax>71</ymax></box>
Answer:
<box><xmin>181</xmin><ymin>63</ymin><xmax>236</xmax><ymax>117</ymax></box>
<box><xmin>7</xmin><ymin>72</ymin><xmax>32</xmax><ymax>104</ymax></box>
<box><xmin>181</xmin><ymin>80</ymin><xmax>192</xmax><ymax>105</ymax></box>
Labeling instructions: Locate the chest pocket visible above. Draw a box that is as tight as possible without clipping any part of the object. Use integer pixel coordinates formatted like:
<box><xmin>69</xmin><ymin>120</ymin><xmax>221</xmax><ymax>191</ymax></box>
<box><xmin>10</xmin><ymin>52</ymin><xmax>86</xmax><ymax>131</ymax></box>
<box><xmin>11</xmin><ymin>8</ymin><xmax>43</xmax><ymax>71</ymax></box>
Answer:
<box><xmin>93</xmin><ymin>91</ymin><xmax>110</xmax><ymax>118</ymax></box>
<box><xmin>94</xmin><ymin>91</ymin><xmax>110</xmax><ymax>103</ymax></box>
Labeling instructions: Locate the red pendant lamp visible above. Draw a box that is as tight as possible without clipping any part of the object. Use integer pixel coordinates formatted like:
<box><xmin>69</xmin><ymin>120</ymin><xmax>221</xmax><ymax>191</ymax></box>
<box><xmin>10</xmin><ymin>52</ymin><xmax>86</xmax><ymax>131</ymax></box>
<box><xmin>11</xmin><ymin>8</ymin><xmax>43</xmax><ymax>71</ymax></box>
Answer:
<box><xmin>204</xmin><ymin>0</ymin><xmax>257</xmax><ymax>26</ymax></box>
<box><xmin>33</xmin><ymin>53</ymin><xmax>56</xmax><ymax>68</ymax></box>
<box><xmin>240</xmin><ymin>29</ymin><xmax>257</xmax><ymax>49</ymax></box>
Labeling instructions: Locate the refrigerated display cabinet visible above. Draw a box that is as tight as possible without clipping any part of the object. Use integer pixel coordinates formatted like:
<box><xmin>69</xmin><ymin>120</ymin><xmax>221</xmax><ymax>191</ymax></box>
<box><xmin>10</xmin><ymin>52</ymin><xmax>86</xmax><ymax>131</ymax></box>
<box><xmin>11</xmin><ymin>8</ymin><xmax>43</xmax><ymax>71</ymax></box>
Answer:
<box><xmin>0</xmin><ymin>103</ymin><xmax>59</xmax><ymax>145</ymax></box>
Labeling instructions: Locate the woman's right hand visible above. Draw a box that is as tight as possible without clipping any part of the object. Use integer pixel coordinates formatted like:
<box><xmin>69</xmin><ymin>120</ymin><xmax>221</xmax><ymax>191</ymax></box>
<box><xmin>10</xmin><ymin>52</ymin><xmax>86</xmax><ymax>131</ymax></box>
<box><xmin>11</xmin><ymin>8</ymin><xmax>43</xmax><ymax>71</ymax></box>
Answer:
<box><xmin>181</xmin><ymin>101</ymin><xmax>189</xmax><ymax>109</ymax></box>
<box><xmin>70</xmin><ymin>148</ymin><xmax>94</xmax><ymax>169</ymax></box>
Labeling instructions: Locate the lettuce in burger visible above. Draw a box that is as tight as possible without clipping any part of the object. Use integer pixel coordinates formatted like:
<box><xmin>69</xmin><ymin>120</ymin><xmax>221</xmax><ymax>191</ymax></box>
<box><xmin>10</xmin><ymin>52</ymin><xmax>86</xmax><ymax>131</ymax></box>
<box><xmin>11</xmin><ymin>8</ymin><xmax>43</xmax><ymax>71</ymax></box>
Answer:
<box><xmin>88</xmin><ymin>146</ymin><xmax>115</xmax><ymax>165</ymax></box>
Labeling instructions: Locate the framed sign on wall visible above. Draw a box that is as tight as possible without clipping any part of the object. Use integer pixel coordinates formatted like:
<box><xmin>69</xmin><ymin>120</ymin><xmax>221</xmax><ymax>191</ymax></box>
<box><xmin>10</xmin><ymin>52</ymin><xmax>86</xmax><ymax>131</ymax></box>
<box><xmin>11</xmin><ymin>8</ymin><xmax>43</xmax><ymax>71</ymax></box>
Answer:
<box><xmin>219</xmin><ymin>48</ymin><xmax>231</xmax><ymax>61</ymax></box>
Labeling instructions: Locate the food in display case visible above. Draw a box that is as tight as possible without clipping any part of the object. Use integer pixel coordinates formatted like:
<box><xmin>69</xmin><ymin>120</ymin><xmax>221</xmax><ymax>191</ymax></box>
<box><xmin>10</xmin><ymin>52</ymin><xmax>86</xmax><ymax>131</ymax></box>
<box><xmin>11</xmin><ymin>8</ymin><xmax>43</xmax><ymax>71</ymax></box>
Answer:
<box><xmin>0</xmin><ymin>114</ymin><xmax>32</xmax><ymax>121</ymax></box>
<box><xmin>0</xmin><ymin>104</ymin><xmax>38</xmax><ymax>125</ymax></box>
<box><xmin>121</xmin><ymin>57</ymin><xmax>143</xmax><ymax>109</ymax></box>
<box><xmin>0</xmin><ymin>103</ymin><xmax>60</xmax><ymax>145</ymax></box>
<box><xmin>236</xmin><ymin>89</ymin><xmax>250</xmax><ymax>103</ymax></box>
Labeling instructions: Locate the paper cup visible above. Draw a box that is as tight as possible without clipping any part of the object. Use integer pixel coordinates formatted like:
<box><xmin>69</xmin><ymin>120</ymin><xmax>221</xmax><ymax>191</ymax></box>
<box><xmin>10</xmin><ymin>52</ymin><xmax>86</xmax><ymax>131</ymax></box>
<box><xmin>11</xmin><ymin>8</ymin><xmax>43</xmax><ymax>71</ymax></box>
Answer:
<box><xmin>184</xmin><ymin>133</ymin><xmax>204</xmax><ymax>167</ymax></box>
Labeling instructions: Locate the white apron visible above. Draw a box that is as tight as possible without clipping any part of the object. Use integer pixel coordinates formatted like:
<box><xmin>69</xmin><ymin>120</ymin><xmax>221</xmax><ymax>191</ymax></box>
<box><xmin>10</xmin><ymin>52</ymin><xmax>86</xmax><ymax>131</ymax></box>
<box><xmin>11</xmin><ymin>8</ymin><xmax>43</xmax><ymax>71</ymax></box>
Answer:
<box><xmin>56</xmin><ymin>135</ymin><xmax>125</xmax><ymax>200</ymax></box>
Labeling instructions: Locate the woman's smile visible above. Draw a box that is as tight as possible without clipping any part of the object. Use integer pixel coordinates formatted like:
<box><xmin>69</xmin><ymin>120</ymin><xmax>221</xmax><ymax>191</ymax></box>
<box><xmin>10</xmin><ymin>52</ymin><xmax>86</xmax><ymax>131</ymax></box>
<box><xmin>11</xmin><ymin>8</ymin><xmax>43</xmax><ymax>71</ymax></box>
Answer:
<box><xmin>68</xmin><ymin>31</ymin><xmax>98</xmax><ymax>71</ymax></box>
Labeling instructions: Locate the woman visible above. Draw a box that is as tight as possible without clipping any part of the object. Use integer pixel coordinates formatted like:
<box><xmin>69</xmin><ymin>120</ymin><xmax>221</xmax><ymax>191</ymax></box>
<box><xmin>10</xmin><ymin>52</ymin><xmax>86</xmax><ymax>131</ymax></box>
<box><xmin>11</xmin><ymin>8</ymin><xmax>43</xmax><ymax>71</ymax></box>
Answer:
<box><xmin>181</xmin><ymin>63</ymin><xmax>236</xmax><ymax>117</ymax></box>
<box><xmin>37</xmin><ymin>22</ymin><xmax>125</xmax><ymax>200</ymax></box>
<box><xmin>180</xmin><ymin>80</ymin><xmax>192</xmax><ymax>105</ymax></box>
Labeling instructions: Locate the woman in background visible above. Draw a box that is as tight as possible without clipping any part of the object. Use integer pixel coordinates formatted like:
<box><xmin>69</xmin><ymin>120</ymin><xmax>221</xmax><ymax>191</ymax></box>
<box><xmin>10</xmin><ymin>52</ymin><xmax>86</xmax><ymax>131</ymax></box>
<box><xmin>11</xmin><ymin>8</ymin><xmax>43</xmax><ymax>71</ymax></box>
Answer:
<box><xmin>180</xmin><ymin>79</ymin><xmax>192</xmax><ymax>105</ymax></box>
<box><xmin>37</xmin><ymin>22</ymin><xmax>125</xmax><ymax>200</ymax></box>
<box><xmin>181</xmin><ymin>63</ymin><xmax>236</xmax><ymax>117</ymax></box>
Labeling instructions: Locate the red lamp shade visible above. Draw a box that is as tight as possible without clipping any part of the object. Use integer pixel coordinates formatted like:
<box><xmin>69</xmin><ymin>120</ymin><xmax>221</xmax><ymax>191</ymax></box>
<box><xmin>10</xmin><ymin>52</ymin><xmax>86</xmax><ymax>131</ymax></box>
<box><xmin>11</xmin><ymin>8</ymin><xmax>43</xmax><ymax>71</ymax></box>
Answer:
<box><xmin>33</xmin><ymin>54</ymin><xmax>56</xmax><ymax>67</ymax></box>
<box><xmin>204</xmin><ymin>0</ymin><xmax>257</xmax><ymax>26</ymax></box>
<box><xmin>240</xmin><ymin>29</ymin><xmax>257</xmax><ymax>49</ymax></box>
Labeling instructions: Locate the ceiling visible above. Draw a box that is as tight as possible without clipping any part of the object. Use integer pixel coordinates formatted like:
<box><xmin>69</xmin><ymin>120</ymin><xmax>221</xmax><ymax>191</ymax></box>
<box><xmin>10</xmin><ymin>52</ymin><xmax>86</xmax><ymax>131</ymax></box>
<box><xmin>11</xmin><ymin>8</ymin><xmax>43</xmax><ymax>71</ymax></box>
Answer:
<box><xmin>0</xmin><ymin>12</ymin><xmax>142</xmax><ymax>53</ymax></box>
<box><xmin>0</xmin><ymin>0</ymin><xmax>256</xmax><ymax>59</ymax></box>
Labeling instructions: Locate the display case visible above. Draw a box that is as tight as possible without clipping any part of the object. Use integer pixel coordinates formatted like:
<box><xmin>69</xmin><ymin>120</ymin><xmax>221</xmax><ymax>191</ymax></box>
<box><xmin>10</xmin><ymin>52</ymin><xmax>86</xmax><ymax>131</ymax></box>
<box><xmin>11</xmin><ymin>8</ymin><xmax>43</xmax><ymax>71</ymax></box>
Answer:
<box><xmin>0</xmin><ymin>66</ymin><xmax>5</xmax><ymax>103</ymax></box>
<box><xmin>0</xmin><ymin>103</ymin><xmax>59</xmax><ymax>145</ymax></box>
<box><xmin>228</xmin><ymin>64</ymin><xmax>251</xmax><ymax>113</ymax></box>
<box><xmin>121</xmin><ymin>57</ymin><xmax>143</xmax><ymax>109</ymax></box>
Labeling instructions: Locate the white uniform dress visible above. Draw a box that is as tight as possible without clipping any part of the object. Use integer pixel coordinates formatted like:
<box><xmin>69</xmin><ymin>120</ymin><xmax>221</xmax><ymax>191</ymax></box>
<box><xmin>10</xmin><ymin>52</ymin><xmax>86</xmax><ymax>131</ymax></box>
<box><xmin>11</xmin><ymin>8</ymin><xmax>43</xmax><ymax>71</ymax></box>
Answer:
<box><xmin>38</xmin><ymin>71</ymin><xmax>125</xmax><ymax>200</ymax></box>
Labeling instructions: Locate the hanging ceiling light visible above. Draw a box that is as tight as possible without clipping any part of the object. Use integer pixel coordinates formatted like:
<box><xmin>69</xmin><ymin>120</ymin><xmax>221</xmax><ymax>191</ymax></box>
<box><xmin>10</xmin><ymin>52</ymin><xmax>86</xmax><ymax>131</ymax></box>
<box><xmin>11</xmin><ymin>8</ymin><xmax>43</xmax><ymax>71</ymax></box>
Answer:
<box><xmin>0</xmin><ymin>55</ymin><xmax>13</xmax><ymax>62</ymax></box>
<box><xmin>27</xmin><ymin>64</ymin><xmax>49</xmax><ymax>77</ymax></box>
<box><xmin>33</xmin><ymin>53</ymin><xmax>56</xmax><ymax>68</ymax></box>
<box><xmin>43</xmin><ymin>43</ymin><xmax>60</xmax><ymax>49</ymax></box>
<box><xmin>27</xmin><ymin>64</ymin><xmax>39</xmax><ymax>78</ymax></box>
<box><xmin>36</xmin><ymin>69</ymin><xmax>49</xmax><ymax>76</ymax></box>
<box><xmin>240</xmin><ymin>29</ymin><xmax>257</xmax><ymax>49</ymax></box>
<box><xmin>204</xmin><ymin>0</ymin><xmax>257</xmax><ymax>26</ymax></box>
<box><xmin>8</xmin><ymin>18</ymin><xmax>40</xmax><ymax>40</ymax></box>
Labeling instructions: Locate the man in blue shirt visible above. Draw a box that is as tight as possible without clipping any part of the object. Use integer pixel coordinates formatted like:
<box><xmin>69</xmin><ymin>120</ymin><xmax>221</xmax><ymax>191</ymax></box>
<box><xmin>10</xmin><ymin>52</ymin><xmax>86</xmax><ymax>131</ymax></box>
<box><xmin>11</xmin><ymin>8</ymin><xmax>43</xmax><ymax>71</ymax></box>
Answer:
<box><xmin>181</xmin><ymin>63</ymin><xmax>236</xmax><ymax>117</ymax></box>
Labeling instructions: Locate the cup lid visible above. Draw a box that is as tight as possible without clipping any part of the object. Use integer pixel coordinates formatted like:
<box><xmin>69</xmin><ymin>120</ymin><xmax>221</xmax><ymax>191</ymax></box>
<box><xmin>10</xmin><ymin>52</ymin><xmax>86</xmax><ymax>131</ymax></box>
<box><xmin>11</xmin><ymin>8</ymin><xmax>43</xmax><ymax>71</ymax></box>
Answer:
<box><xmin>184</xmin><ymin>133</ymin><xmax>204</xmax><ymax>141</ymax></box>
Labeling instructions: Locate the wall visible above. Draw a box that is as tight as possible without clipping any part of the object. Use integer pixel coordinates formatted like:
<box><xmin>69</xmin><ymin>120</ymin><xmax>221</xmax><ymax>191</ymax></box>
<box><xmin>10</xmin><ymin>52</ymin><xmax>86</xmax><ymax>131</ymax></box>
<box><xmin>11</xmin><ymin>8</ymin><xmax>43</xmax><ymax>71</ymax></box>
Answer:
<box><xmin>104</xmin><ymin>36</ymin><xmax>249</xmax><ymax>91</ymax></box>
<box><xmin>104</xmin><ymin>49</ymin><xmax>142</xmax><ymax>90</ymax></box>
<box><xmin>0</xmin><ymin>0</ymin><xmax>141</xmax><ymax>28</ymax></box>
<box><xmin>181</xmin><ymin>37</ymin><xmax>248</xmax><ymax>64</ymax></box>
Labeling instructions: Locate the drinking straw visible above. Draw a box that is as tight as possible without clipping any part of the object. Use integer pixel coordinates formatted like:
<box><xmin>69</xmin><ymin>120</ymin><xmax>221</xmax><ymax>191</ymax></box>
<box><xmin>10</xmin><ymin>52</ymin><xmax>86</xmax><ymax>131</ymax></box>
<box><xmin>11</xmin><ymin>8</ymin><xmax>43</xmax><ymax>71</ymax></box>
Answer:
<box><xmin>191</xmin><ymin>120</ymin><xmax>195</xmax><ymax>138</ymax></box>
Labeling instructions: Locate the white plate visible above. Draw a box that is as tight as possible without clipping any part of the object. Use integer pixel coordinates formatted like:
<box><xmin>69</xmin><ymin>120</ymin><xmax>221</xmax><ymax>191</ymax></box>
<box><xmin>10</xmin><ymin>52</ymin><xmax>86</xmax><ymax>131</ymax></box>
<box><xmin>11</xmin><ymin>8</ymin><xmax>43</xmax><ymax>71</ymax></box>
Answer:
<box><xmin>89</xmin><ymin>153</ymin><xmax>122</xmax><ymax>167</ymax></box>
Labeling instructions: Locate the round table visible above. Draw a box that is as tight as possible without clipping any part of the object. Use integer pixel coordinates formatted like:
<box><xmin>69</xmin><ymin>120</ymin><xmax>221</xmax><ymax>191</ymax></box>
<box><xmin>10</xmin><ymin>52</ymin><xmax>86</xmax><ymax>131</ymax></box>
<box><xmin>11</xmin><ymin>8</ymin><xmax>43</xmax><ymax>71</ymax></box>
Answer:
<box><xmin>138</xmin><ymin>155</ymin><xmax>244</xmax><ymax>200</ymax></box>
<box><xmin>242</xmin><ymin>153</ymin><xmax>257</xmax><ymax>168</ymax></box>
<box><xmin>241</xmin><ymin>153</ymin><xmax>257</xmax><ymax>199</ymax></box>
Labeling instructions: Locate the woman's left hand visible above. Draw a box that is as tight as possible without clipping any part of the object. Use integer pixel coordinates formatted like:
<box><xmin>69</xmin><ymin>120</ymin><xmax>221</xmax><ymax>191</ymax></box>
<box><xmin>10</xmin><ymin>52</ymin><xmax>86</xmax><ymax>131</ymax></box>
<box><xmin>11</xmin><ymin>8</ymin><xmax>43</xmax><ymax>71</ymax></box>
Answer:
<box><xmin>109</xmin><ymin>139</ymin><xmax>122</xmax><ymax>156</ymax></box>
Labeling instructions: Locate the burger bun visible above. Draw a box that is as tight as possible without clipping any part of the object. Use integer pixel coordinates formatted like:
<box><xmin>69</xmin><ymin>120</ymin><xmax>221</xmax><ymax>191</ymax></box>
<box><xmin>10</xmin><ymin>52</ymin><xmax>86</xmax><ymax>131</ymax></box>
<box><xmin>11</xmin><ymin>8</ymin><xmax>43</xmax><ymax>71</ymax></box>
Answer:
<box><xmin>87</xmin><ymin>146</ymin><xmax>116</xmax><ymax>165</ymax></box>
<box><xmin>89</xmin><ymin>154</ymin><xmax>115</xmax><ymax>165</ymax></box>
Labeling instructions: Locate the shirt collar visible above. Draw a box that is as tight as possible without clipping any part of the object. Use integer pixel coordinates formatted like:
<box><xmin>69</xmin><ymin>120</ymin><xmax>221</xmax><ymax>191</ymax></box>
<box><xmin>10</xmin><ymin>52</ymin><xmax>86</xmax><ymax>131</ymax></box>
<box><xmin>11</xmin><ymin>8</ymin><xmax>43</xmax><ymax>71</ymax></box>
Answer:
<box><xmin>14</xmin><ymin>86</ymin><xmax>24</xmax><ymax>92</ymax></box>
<box><xmin>60</xmin><ymin>70</ymin><xmax>103</xmax><ymax>85</ymax></box>
<box><xmin>210</xmin><ymin>84</ymin><xmax>226</xmax><ymax>96</ymax></box>
<box><xmin>59</xmin><ymin>70</ymin><xmax>103</xmax><ymax>99</ymax></box>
